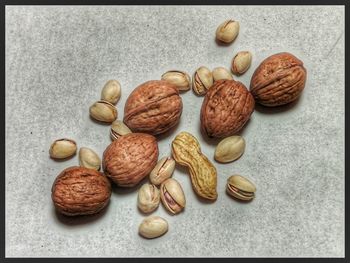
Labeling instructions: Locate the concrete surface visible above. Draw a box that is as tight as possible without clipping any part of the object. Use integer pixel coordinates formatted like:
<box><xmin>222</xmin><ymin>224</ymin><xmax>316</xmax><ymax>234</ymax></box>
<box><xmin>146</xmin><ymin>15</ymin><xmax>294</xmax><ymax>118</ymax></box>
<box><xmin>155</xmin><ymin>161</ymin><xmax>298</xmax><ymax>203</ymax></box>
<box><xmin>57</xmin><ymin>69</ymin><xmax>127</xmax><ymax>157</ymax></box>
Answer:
<box><xmin>5</xmin><ymin>6</ymin><xmax>345</xmax><ymax>257</ymax></box>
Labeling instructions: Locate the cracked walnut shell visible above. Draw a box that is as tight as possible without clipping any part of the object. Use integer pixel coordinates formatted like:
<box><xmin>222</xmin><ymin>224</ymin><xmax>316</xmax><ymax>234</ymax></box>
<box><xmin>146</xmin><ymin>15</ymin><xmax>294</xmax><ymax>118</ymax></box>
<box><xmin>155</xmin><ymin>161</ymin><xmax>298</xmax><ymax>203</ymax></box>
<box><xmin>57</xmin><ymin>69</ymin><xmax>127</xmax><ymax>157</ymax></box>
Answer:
<box><xmin>200</xmin><ymin>79</ymin><xmax>255</xmax><ymax>138</ymax></box>
<box><xmin>250</xmin><ymin>52</ymin><xmax>307</xmax><ymax>107</ymax></box>
<box><xmin>102</xmin><ymin>133</ymin><xmax>159</xmax><ymax>187</ymax></box>
<box><xmin>124</xmin><ymin>80</ymin><xmax>183</xmax><ymax>135</ymax></box>
<box><xmin>51</xmin><ymin>166</ymin><xmax>111</xmax><ymax>216</ymax></box>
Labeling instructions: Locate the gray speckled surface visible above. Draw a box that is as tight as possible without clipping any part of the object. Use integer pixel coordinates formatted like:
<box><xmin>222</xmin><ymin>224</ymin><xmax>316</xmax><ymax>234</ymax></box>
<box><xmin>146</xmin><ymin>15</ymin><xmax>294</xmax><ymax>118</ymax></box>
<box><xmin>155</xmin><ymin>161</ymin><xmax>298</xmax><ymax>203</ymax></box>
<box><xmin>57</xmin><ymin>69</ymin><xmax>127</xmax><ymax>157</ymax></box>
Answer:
<box><xmin>5</xmin><ymin>6</ymin><xmax>344</xmax><ymax>257</ymax></box>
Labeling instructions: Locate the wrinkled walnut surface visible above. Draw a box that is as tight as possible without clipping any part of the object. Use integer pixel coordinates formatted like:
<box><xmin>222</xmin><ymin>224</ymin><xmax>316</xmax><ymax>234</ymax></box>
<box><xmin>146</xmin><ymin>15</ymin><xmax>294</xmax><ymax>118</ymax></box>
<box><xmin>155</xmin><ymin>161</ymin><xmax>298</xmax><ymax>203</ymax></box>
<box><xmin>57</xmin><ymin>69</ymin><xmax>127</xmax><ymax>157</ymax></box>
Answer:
<box><xmin>200</xmin><ymin>79</ymin><xmax>255</xmax><ymax>138</ymax></box>
<box><xmin>51</xmin><ymin>166</ymin><xmax>111</xmax><ymax>216</ymax></box>
<box><xmin>250</xmin><ymin>52</ymin><xmax>307</xmax><ymax>106</ymax></box>
<box><xmin>103</xmin><ymin>133</ymin><xmax>159</xmax><ymax>187</ymax></box>
<box><xmin>124</xmin><ymin>80</ymin><xmax>183</xmax><ymax>135</ymax></box>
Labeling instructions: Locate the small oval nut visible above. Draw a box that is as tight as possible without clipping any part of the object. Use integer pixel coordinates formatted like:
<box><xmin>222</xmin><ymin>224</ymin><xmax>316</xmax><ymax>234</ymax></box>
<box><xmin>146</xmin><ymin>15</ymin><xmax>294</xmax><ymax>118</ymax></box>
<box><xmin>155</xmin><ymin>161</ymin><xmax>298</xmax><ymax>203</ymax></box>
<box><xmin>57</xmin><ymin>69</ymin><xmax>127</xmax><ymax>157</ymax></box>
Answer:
<box><xmin>193</xmin><ymin>66</ymin><xmax>213</xmax><ymax>95</ymax></box>
<box><xmin>138</xmin><ymin>216</ymin><xmax>168</xmax><ymax>239</ymax></box>
<box><xmin>231</xmin><ymin>51</ymin><xmax>252</xmax><ymax>75</ymax></box>
<box><xmin>101</xmin><ymin>80</ymin><xmax>121</xmax><ymax>104</ymax></box>
<box><xmin>49</xmin><ymin>138</ymin><xmax>77</xmax><ymax>159</ymax></box>
<box><xmin>216</xmin><ymin>19</ymin><xmax>240</xmax><ymax>43</ymax></box>
<box><xmin>214</xmin><ymin>136</ymin><xmax>245</xmax><ymax>163</ymax></box>
<box><xmin>89</xmin><ymin>100</ymin><xmax>117</xmax><ymax>123</ymax></box>
<box><xmin>212</xmin><ymin>67</ymin><xmax>233</xmax><ymax>81</ymax></box>
<box><xmin>161</xmin><ymin>70</ymin><xmax>191</xmax><ymax>91</ymax></box>
<box><xmin>137</xmin><ymin>183</ymin><xmax>160</xmax><ymax>214</ymax></box>
<box><xmin>149</xmin><ymin>157</ymin><xmax>175</xmax><ymax>186</ymax></box>
<box><xmin>227</xmin><ymin>175</ymin><xmax>256</xmax><ymax>201</ymax></box>
<box><xmin>160</xmin><ymin>178</ymin><xmax>186</xmax><ymax>215</ymax></box>
<box><xmin>79</xmin><ymin>147</ymin><xmax>101</xmax><ymax>170</ymax></box>
<box><xmin>110</xmin><ymin>120</ymin><xmax>132</xmax><ymax>141</ymax></box>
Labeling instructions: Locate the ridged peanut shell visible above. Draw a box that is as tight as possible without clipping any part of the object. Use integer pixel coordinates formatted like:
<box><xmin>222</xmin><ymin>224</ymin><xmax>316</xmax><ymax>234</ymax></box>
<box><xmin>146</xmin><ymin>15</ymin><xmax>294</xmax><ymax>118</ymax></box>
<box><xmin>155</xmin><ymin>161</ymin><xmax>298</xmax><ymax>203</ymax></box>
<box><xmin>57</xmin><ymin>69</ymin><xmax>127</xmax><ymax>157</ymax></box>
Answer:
<box><xmin>51</xmin><ymin>166</ymin><xmax>111</xmax><ymax>216</ymax></box>
<box><xmin>250</xmin><ymin>52</ymin><xmax>307</xmax><ymax>107</ymax></box>
<box><xmin>200</xmin><ymin>79</ymin><xmax>255</xmax><ymax>138</ymax></box>
<box><xmin>124</xmin><ymin>80</ymin><xmax>183</xmax><ymax>135</ymax></box>
<box><xmin>102</xmin><ymin>133</ymin><xmax>159</xmax><ymax>187</ymax></box>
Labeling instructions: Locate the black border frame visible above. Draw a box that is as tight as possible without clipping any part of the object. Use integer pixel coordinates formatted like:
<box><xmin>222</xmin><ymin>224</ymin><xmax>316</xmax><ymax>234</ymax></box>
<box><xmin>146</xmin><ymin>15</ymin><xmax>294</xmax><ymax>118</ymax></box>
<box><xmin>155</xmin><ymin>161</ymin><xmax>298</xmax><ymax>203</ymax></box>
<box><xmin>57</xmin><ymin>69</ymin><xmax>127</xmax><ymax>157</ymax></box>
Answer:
<box><xmin>1</xmin><ymin>1</ymin><xmax>348</xmax><ymax>262</ymax></box>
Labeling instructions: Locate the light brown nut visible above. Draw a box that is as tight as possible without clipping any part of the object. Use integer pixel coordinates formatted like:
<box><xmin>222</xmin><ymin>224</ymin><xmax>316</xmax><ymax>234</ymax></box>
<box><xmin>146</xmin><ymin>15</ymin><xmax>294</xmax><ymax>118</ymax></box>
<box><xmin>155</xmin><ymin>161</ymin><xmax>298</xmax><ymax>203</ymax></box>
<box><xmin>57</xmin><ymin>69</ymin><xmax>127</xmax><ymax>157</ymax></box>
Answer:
<box><xmin>49</xmin><ymin>138</ymin><xmax>77</xmax><ymax>159</ymax></box>
<box><xmin>102</xmin><ymin>133</ymin><xmax>159</xmax><ymax>187</ymax></box>
<box><xmin>149</xmin><ymin>157</ymin><xmax>175</xmax><ymax>186</ymax></box>
<box><xmin>124</xmin><ymin>80</ymin><xmax>183</xmax><ymax>135</ymax></box>
<box><xmin>200</xmin><ymin>79</ymin><xmax>255</xmax><ymax>138</ymax></box>
<box><xmin>226</xmin><ymin>175</ymin><xmax>256</xmax><ymax>201</ymax></box>
<box><xmin>161</xmin><ymin>70</ymin><xmax>191</xmax><ymax>91</ymax></box>
<box><xmin>171</xmin><ymin>132</ymin><xmax>217</xmax><ymax>201</ymax></box>
<box><xmin>231</xmin><ymin>51</ymin><xmax>252</xmax><ymax>75</ymax></box>
<box><xmin>101</xmin><ymin>80</ymin><xmax>121</xmax><ymax>104</ymax></box>
<box><xmin>79</xmin><ymin>147</ymin><xmax>101</xmax><ymax>170</ymax></box>
<box><xmin>212</xmin><ymin>67</ymin><xmax>233</xmax><ymax>81</ymax></box>
<box><xmin>110</xmin><ymin>120</ymin><xmax>132</xmax><ymax>141</ymax></box>
<box><xmin>193</xmin><ymin>66</ymin><xmax>213</xmax><ymax>95</ymax></box>
<box><xmin>89</xmin><ymin>100</ymin><xmax>117</xmax><ymax>123</ymax></box>
<box><xmin>214</xmin><ymin>136</ymin><xmax>245</xmax><ymax>163</ymax></box>
<box><xmin>138</xmin><ymin>216</ymin><xmax>168</xmax><ymax>239</ymax></box>
<box><xmin>51</xmin><ymin>166</ymin><xmax>111</xmax><ymax>216</ymax></box>
<box><xmin>216</xmin><ymin>19</ymin><xmax>239</xmax><ymax>43</ymax></box>
<box><xmin>160</xmin><ymin>178</ymin><xmax>186</xmax><ymax>214</ymax></box>
<box><xmin>137</xmin><ymin>183</ymin><xmax>160</xmax><ymax>214</ymax></box>
<box><xmin>250</xmin><ymin>52</ymin><xmax>307</xmax><ymax>107</ymax></box>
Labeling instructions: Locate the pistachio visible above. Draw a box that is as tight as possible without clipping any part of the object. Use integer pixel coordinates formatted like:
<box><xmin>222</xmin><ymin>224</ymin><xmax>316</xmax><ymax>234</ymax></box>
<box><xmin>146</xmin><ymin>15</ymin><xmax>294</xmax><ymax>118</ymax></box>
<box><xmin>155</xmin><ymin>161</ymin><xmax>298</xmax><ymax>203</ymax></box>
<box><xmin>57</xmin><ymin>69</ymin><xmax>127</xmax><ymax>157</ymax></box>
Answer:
<box><xmin>216</xmin><ymin>19</ymin><xmax>239</xmax><ymax>43</ymax></box>
<box><xmin>212</xmin><ymin>67</ymin><xmax>233</xmax><ymax>81</ymax></box>
<box><xmin>110</xmin><ymin>120</ymin><xmax>132</xmax><ymax>141</ymax></box>
<box><xmin>149</xmin><ymin>157</ymin><xmax>175</xmax><ymax>186</ymax></box>
<box><xmin>214</xmin><ymin>136</ymin><xmax>245</xmax><ymax>163</ymax></box>
<box><xmin>101</xmin><ymin>80</ymin><xmax>121</xmax><ymax>104</ymax></box>
<box><xmin>78</xmin><ymin>147</ymin><xmax>101</xmax><ymax>170</ymax></box>
<box><xmin>160</xmin><ymin>178</ymin><xmax>186</xmax><ymax>214</ymax></box>
<box><xmin>193</xmin><ymin>66</ymin><xmax>213</xmax><ymax>95</ymax></box>
<box><xmin>138</xmin><ymin>215</ymin><xmax>168</xmax><ymax>239</ymax></box>
<box><xmin>137</xmin><ymin>183</ymin><xmax>160</xmax><ymax>214</ymax></box>
<box><xmin>227</xmin><ymin>175</ymin><xmax>256</xmax><ymax>201</ymax></box>
<box><xmin>89</xmin><ymin>100</ymin><xmax>117</xmax><ymax>123</ymax></box>
<box><xmin>231</xmin><ymin>51</ymin><xmax>252</xmax><ymax>75</ymax></box>
<box><xmin>49</xmin><ymin>138</ymin><xmax>77</xmax><ymax>159</ymax></box>
<box><xmin>161</xmin><ymin>70</ymin><xmax>191</xmax><ymax>91</ymax></box>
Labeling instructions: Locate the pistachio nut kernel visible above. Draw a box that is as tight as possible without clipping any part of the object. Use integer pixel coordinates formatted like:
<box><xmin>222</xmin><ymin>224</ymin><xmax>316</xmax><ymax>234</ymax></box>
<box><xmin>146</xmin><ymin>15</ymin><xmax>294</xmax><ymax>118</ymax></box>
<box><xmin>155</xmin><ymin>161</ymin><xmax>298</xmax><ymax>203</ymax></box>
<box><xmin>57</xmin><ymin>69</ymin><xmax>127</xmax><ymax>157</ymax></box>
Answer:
<box><xmin>89</xmin><ymin>100</ymin><xmax>117</xmax><ymax>123</ymax></box>
<box><xmin>78</xmin><ymin>147</ymin><xmax>101</xmax><ymax>170</ymax></box>
<box><xmin>49</xmin><ymin>138</ymin><xmax>77</xmax><ymax>159</ymax></box>
<box><xmin>193</xmin><ymin>66</ymin><xmax>213</xmax><ymax>95</ymax></box>
<box><xmin>227</xmin><ymin>175</ymin><xmax>256</xmax><ymax>201</ymax></box>
<box><xmin>160</xmin><ymin>178</ymin><xmax>186</xmax><ymax>214</ymax></box>
<box><xmin>231</xmin><ymin>51</ymin><xmax>252</xmax><ymax>75</ymax></box>
<box><xmin>138</xmin><ymin>215</ymin><xmax>168</xmax><ymax>239</ymax></box>
<box><xmin>161</xmin><ymin>70</ymin><xmax>191</xmax><ymax>91</ymax></box>
<box><xmin>149</xmin><ymin>157</ymin><xmax>175</xmax><ymax>186</ymax></box>
<box><xmin>216</xmin><ymin>19</ymin><xmax>240</xmax><ymax>43</ymax></box>
<box><xmin>101</xmin><ymin>80</ymin><xmax>121</xmax><ymax>104</ymax></box>
<box><xmin>212</xmin><ymin>67</ymin><xmax>233</xmax><ymax>81</ymax></box>
<box><xmin>137</xmin><ymin>183</ymin><xmax>160</xmax><ymax>214</ymax></box>
<box><xmin>110</xmin><ymin>120</ymin><xmax>132</xmax><ymax>141</ymax></box>
<box><xmin>214</xmin><ymin>136</ymin><xmax>245</xmax><ymax>163</ymax></box>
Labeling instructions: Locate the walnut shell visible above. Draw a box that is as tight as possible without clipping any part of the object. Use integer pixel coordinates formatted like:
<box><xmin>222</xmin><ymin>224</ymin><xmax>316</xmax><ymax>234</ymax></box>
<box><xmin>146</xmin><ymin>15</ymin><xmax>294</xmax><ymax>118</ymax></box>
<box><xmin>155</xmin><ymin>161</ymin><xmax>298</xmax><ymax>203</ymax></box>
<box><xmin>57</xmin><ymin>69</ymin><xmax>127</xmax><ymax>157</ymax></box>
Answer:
<box><xmin>250</xmin><ymin>52</ymin><xmax>307</xmax><ymax>107</ymax></box>
<box><xmin>200</xmin><ymin>79</ymin><xmax>255</xmax><ymax>138</ymax></box>
<box><xmin>102</xmin><ymin>133</ymin><xmax>159</xmax><ymax>187</ymax></box>
<box><xmin>123</xmin><ymin>80</ymin><xmax>183</xmax><ymax>135</ymax></box>
<box><xmin>51</xmin><ymin>166</ymin><xmax>111</xmax><ymax>216</ymax></box>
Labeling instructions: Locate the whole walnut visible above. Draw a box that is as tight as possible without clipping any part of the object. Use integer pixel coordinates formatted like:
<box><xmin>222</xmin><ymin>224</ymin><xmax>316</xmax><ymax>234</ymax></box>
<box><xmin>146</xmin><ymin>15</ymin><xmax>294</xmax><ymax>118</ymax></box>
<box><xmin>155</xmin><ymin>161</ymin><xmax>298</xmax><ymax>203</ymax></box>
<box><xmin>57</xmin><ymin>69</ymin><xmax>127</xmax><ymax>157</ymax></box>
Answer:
<box><xmin>103</xmin><ymin>133</ymin><xmax>159</xmax><ymax>187</ymax></box>
<box><xmin>51</xmin><ymin>166</ymin><xmax>111</xmax><ymax>216</ymax></box>
<box><xmin>200</xmin><ymin>79</ymin><xmax>255</xmax><ymax>138</ymax></box>
<box><xmin>250</xmin><ymin>52</ymin><xmax>307</xmax><ymax>107</ymax></box>
<box><xmin>124</xmin><ymin>80</ymin><xmax>183</xmax><ymax>135</ymax></box>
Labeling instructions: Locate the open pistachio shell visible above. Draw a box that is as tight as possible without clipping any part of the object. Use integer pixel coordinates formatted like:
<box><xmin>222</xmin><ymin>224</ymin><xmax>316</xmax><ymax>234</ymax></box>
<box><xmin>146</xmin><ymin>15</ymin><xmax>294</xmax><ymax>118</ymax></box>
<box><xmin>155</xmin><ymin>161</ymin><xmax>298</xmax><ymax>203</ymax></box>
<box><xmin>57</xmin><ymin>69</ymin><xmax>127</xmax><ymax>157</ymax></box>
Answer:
<box><xmin>160</xmin><ymin>178</ymin><xmax>186</xmax><ymax>214</ymax></box>
<box><xmin>227</xmin><ymin>175</ymin><xmax>256</xmax><ymax>201</ymax></box>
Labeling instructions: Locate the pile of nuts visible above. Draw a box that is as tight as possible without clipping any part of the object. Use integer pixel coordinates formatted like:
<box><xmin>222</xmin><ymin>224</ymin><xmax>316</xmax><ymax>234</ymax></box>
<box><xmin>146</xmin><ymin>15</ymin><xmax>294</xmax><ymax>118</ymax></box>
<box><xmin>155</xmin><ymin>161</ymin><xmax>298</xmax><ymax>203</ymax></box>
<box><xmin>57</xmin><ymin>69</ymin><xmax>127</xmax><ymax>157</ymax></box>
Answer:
<box><xmin>49</xmin><ymin>19</ymin><xmax>307</xmax><ymax>239</ymax></box>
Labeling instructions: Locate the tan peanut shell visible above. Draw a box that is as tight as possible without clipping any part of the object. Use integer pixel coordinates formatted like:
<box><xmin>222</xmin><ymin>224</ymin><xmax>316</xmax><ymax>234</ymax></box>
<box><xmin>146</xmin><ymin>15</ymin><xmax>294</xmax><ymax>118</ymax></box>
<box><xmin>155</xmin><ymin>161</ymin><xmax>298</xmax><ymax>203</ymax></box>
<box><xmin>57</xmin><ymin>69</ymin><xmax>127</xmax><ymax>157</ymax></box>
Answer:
<box><xmin>250</xmin><ymin>52</ymin><xmax>307</xmax><ymax>107</ymax></box>
<box><xmin>171</xmin><ymin>131</ymin><xmax>217</xmax><ymax>201</ymax></box>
